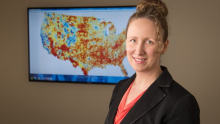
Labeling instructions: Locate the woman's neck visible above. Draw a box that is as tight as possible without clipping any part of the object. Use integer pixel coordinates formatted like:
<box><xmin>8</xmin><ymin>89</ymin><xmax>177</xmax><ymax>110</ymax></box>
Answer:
<box><xmin>134</xmin><ymin>66</ymin><xmax>162</xmax><ymax>87</ymax></box>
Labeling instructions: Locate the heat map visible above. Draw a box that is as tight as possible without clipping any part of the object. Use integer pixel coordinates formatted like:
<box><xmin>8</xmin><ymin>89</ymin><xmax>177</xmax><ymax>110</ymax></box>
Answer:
<box><xmin>40</xmin><ymin>12</ymin><xmax>128</xmax><ymax>76</ymax></box>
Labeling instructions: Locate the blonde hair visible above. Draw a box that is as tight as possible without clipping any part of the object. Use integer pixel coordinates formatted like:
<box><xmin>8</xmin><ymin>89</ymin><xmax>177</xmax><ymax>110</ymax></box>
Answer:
<box><xmin>126</xmin><ymin>0</ymin><xmax>168</xmax><ymax>46</ymax></box>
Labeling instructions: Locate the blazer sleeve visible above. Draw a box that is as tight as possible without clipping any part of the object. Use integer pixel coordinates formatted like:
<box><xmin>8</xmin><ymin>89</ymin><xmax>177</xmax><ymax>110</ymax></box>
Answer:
<box><xmin>167</xmin><ymin>94</ymin><xmax>200</xmax><ymax>124</ymax></box>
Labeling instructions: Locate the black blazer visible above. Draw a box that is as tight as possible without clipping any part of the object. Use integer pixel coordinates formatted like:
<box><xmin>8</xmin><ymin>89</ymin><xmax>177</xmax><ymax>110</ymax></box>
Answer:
<box><xmin>105</xmin><ymin>66</ymin><xmax>200</xmax><ymax>124</ymax></box>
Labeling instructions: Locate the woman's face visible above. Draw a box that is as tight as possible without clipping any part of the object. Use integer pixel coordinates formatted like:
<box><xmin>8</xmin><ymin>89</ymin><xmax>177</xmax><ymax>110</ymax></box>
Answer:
<box><xmin>126</xmin><ymin>18</ymin><xmax>165</xmax><ymax>73</ymax></box>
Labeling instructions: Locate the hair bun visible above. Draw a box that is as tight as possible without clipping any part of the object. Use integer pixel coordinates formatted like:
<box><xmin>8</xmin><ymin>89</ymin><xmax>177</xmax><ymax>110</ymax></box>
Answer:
<box><xmin>136</xmin><ymin>0</ymin><xmax>168</xmax><ymax>18</ymax></box>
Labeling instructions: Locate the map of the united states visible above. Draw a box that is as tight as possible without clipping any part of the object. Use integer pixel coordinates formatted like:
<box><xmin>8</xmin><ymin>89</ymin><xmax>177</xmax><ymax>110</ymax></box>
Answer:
<box><xmin>40</xmin><ymin>12</ymin><xmax>127</xmax><ymax>76</ymax></box>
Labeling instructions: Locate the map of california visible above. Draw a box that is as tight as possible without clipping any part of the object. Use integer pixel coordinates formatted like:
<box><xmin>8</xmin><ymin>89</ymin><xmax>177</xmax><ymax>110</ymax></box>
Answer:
<box><xmin>40</xmin><ymin>12</ymin><xmax>128</xmax><ymax>76</ymax></box>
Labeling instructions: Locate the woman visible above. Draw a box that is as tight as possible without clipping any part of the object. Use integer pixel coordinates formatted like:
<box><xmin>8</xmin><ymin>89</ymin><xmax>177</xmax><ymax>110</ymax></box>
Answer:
<box><xmin>105</xmin><ymin>0</ymin><xmax>200</xmax><ymax>124</ymax></box>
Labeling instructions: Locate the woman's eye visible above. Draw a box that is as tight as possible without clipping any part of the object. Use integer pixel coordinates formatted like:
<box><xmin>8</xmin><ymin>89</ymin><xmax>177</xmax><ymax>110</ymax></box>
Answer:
<box><xmin>130</xmin><ymin>39</ymin><xmax>136</xmax><ymax>42</ymax></box>
<box><xmin>146</xmin><ymin>40</ymin><xmax>154</xmax><ymax>44</ymax></box>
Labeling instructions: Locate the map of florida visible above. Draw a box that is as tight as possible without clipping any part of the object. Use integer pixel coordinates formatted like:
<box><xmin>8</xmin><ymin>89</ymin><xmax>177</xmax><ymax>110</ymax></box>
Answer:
<box><xmin>40</xmin><ymin>12</ymin><xmax>128</xmax><ymax>76</ymax></box>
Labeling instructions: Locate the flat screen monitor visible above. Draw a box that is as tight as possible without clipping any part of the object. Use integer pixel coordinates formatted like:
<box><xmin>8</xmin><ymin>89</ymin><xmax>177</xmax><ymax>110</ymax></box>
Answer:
<box><xmin>28</xmin><ymin>6</ymin><xmax>136</xmax><ymax>84</ymax></box>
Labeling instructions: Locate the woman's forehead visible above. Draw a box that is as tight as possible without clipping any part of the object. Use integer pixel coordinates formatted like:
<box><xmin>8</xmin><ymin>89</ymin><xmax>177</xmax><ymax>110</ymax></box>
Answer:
<box><xmin>127</xmin><ymin>18</ymin><xmax>157</xmax><ymax>39</ymax></box>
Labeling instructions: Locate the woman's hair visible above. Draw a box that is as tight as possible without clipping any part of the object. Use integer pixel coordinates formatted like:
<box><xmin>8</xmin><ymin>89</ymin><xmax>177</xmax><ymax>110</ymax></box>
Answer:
<box><xmin>126</xmin><ymin>0</ymin><xmax>168</xmax><ymax>44</ymax></box>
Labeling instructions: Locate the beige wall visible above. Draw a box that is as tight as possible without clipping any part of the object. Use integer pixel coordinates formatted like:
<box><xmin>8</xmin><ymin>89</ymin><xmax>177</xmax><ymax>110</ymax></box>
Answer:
<box><xmin>0</xmin><ymin>0</ymin><xmax>220</xmax><ymax>123</ymax></box>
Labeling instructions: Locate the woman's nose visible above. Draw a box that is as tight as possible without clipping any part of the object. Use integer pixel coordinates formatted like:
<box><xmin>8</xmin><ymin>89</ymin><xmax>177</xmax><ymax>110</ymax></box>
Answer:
<box><xmin>135</xmin><ymin>42</ymin><xmax>145</xmax><ymax>55</ymax></box>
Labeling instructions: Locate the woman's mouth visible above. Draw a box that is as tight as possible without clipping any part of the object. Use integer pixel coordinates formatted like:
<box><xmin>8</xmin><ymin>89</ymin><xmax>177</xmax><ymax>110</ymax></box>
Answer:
<box><xmin>133</xmin><ymin>57</ymin><xmax>147</xmax><ymax>63</ymax></box>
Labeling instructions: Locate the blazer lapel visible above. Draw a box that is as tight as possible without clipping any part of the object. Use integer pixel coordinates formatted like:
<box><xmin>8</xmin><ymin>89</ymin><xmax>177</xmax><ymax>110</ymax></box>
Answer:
<box><xmin>107</xmin><ymin>74</ymin><xmax>136</xmax><ymax>124</ymax></box>
<box><xmin>121</xmin><ymin>79</ymin><xmax>167</xmax><ymax>124</ymax></box>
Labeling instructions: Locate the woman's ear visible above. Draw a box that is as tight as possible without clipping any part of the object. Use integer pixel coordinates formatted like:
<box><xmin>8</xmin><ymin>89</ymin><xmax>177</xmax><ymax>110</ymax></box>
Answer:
<box><xmin>161</xmin><ymin>40</ymin><xmax>169</xmax><ymax>54</ymax></box>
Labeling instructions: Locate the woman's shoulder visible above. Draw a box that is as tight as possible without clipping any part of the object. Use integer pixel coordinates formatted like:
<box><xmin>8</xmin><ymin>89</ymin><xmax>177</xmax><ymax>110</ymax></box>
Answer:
<box><xmin>112</xmin><ymin>78</ymin><xmax>131</xmax><ymax>93</ymax></box>
<box><xmin>163</xmin><ymin>81</ymin><xmax>200</xmax><ymax>123</ymax></box>
<box><xmin>114</xmin><ymin>73</ymin><xmax>136</xmax><ymax>91</ymax></box>
<box><xmin>159</xmin><ymin>66</ymin><xmax>196</xmax><ymax>101</ymax></box>
<box><xmin>161</xmin><ymin>80</ymin><xmax>198</xmax><ymax>107</ymax></box>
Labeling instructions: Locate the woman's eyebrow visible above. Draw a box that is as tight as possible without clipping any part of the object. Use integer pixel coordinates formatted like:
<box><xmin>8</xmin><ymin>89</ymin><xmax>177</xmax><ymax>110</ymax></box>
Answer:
<box><xmin>144</xmin><ymin>37</ymin><xmax>156</xmax><ymax>40</ymax></box>
<box><xmin>127</xmin><ymin>36</ymin><xmax>137</xmax><ymax>39</ymax></box>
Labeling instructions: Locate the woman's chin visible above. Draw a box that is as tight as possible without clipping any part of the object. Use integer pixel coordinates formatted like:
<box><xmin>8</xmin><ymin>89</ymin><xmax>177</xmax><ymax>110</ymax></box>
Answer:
<box><xmin>133</xmin><ymin>67</ymin><xmax>149</xmax><ymax>73</ymax></box>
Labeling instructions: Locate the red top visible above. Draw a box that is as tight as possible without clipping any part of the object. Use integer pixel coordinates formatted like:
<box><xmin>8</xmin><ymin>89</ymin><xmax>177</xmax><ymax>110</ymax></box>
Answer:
<box><xmin>114</xmin><ymin>82</ymin><xmax>146</xmax><ymax>124</ymax></box>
